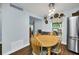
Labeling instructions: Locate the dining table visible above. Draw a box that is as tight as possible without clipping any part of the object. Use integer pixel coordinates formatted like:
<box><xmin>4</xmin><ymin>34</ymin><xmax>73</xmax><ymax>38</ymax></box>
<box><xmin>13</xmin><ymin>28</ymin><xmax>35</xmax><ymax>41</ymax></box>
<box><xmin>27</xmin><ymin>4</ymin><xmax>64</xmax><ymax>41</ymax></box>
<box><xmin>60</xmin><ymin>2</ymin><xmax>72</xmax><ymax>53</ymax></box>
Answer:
<box><xmin>34</xmin><ymin>34</ymin><xmax>59</xmax><ymax>55</ymax></box>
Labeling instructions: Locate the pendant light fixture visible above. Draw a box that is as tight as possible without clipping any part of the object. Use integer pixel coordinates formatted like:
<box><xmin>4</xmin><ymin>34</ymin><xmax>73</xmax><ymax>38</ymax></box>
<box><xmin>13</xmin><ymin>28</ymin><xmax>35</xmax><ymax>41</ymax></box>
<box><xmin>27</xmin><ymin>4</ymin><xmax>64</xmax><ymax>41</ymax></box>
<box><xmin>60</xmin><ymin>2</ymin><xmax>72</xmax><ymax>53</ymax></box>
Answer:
<box><xmin>44</xmin><ymin>16</ymin><xmax>48</xmax><ymax>24</ymax></box>
<box><xmin>44</xmin><ymin>3</ymin><xmax>55</xmax><ymax>24</ymax></box>
<box><xmin>48</xmin><ymin>3</ymin><xmax>55</xmax><ymax>16</ymax></box>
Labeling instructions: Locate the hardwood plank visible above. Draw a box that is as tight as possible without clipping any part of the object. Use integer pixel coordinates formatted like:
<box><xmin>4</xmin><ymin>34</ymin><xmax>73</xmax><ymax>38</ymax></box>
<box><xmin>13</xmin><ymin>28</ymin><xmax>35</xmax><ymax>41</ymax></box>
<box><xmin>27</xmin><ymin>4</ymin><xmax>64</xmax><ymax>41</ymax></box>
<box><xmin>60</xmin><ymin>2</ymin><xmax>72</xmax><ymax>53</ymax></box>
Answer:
<box><xmin>10</xmin><ymin>46</ymin><xmax>32</xmax><ymax>55</ymax></box>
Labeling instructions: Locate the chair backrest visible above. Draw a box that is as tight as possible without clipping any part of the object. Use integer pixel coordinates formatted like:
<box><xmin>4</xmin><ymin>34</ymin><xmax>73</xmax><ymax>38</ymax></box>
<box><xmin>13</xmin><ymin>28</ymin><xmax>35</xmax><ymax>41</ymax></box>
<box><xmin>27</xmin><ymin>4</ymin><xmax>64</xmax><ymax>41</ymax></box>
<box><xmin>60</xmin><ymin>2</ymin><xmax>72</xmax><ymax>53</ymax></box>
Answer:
<box><xmin>52</xmin><ymin>31</ymin><xmax>58</xmax><ymax>36</ymax></box>
<box><xmin>38</xmin><ymin>30</ymin><xmax>42</xmax><ymax>34</ymax></box>
<box><xmin>41</xmin><ymin>31</ymin><xmax>50</xmax><ymax>35</ymax></box>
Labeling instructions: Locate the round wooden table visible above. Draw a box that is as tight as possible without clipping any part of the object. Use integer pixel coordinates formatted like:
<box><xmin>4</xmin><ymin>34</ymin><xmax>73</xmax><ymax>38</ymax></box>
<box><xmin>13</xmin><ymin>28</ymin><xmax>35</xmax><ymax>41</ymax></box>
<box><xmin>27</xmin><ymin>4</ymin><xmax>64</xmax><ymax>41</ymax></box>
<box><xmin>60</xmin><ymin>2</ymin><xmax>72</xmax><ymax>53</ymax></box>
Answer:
<box><xmin>34</xmin><ymin>35</ymin><xmax>59</xmax><ymax>55</ymax></box>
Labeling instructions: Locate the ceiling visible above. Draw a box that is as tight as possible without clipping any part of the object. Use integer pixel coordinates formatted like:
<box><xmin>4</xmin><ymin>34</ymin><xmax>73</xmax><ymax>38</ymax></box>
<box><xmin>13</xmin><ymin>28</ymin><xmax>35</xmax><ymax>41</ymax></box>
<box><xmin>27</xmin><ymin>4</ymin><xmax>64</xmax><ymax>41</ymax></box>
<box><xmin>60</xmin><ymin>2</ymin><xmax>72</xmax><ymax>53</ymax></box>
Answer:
<box><xmin>18</xmin><ymin>3</ymin><xmax>79</xmax><ymax>17</ymax></box>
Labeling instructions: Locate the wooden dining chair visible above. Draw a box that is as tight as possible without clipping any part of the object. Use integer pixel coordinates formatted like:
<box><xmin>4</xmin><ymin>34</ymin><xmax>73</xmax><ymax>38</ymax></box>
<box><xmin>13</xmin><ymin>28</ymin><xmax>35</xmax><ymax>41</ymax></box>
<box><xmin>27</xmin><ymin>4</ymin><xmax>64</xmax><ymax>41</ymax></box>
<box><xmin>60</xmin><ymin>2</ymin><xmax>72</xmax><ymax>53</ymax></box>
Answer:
<box><xmin>50</xmin><ymin>31</ymin><xmax>61</xmax><ymax>55</ymax></box>
<box><xmin>32</xmin><ymin>34</ymin><xmax>49</xmax><ymax>55</ymax></box>
<box><xmin>51</xmin><ymin>39</ymin><xmax>61</xmax><ymax>55</ymax></box>
<box><xmin>31</xmin><ymin>36</ymin><xmax>41</xmax><ymax>55</ymax></box>
<box><xmin>49</xmin><ymin>31</ymin><xmax>58</xmax><ymax>36</ymax></box>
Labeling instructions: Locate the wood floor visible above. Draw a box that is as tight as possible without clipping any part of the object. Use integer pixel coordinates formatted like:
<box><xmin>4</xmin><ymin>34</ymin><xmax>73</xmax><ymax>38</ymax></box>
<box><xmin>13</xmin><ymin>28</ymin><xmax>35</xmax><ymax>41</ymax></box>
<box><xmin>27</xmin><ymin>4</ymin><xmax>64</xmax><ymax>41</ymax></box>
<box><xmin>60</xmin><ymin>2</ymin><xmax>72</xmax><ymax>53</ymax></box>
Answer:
<box><xmin>11</xmin><ymin>44</ymin><xmax>79</xmax><ymax>55</ymax></box>
<box><xmin>11</xmin><ymin>46</ymin><xmax>32</xmax><ymax>55</ymax></box>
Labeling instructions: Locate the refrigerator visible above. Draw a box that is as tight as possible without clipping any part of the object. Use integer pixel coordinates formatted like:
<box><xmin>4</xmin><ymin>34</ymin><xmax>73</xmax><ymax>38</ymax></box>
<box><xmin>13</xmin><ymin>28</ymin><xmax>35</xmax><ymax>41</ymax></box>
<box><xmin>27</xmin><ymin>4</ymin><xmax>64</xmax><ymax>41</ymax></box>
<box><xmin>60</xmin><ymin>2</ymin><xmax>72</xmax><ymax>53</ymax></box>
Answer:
<box><xmin>67</xmin><ymin>16</ymin><xmax>79</xmax><ymax>53</ymax></box>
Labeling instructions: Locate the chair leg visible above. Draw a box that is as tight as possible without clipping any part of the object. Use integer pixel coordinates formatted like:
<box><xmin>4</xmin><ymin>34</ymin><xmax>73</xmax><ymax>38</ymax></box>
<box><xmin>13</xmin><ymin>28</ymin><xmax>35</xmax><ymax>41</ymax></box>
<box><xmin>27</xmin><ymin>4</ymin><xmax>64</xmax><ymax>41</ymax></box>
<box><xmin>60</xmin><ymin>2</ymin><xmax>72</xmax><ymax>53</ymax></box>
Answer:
<box><xmin>40</xmin><ymin>46</ymin><xmax>43</xmax><ymax>55</ymax></box>
<box><xmin>48</xmin><ymin>47</ymin><xmax>51</xmax><ymax>55</ymax></box>
<box><xmin>40</xmin><ymin>47</ymin><xmax>48</xmax><ymax>55</ymax></box>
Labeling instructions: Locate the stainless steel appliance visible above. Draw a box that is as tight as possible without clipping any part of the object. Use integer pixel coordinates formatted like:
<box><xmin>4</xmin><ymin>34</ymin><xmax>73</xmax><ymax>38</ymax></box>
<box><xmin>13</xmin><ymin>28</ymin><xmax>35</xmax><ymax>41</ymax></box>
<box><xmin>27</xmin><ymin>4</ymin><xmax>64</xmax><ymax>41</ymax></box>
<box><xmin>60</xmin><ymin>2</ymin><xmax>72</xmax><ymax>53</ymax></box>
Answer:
<box><xmin>67</xmin><ymin>16</ymin><xmax>79</xmax><ymax>53</ymax></box>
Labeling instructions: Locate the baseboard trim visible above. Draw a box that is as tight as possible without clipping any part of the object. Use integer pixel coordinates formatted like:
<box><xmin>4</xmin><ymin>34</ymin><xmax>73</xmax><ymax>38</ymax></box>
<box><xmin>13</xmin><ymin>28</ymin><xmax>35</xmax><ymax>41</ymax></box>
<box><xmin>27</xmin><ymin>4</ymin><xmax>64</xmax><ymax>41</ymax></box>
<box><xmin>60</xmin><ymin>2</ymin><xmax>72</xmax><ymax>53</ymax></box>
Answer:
<box><xmin>3</xmin><ymin>43</ymin><xmax>30</xmax><ymax>55</ymax></box>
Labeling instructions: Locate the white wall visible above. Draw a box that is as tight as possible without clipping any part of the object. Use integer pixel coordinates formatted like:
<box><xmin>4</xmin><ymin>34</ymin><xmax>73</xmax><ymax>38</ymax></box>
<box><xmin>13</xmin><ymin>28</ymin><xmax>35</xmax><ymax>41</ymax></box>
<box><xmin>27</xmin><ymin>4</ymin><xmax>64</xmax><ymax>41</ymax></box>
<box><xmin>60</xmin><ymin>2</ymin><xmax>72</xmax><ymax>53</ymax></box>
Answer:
<box><xmin>62</xmin><ymin>17</ymin><xmax>67</xmax><ymax>45</ymax></box>
<box><xmin>41</xmin><ymin>19</ymin><xmax>52</xmax><ymax>32</ymax></box>
<box><xmin>35</xmin><ymin>18</ymin><xmax>42</xmax><ymax>34</ymax></box>
<box><xmin>0</xmin><ymin>12</ymin><xmax>1</xmax><ymax>43</ymax></box>
<box><xmin>34</xmin><ymin>18</ymin><xmax>52</xmax><ymax>33</ymax></box>
<box><xmin>32</xmin><ymin>16</ymin><xmax>52</xmax><ymax>34</ymax></box>
<box><xmin>2</xmin><ymin>4</ymin><xmax>42</xmax><ymax>55</ymax></box>
<box><xmin>29</xmin><ymin>16</ymin><xmax>42</xmax><ymax>34</ymax></box>
<box><xmin>62</xmin><ymin>6</ymin><xmax>79</xmax><ymax>45</ymax></box>
<box><xmin>0</xmin><ymin>4</ymin><xmax>2</xmax><ymax>43</ymax></box>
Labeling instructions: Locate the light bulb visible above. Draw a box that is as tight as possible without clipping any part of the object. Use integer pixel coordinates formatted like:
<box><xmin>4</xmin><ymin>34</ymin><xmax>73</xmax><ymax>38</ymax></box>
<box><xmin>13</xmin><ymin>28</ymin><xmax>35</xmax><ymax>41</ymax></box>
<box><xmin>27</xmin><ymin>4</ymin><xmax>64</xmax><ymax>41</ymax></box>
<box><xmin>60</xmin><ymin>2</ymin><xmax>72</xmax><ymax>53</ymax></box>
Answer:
<box><xmin>49</xmin><ymin>10</ymin><xmax>52</xmax><ymax>13</ymax></box>
<box><xmin>48</xmin><ymin>11</ymin><xmax>54</xmax><ymax>16</ymax></box>
<box><xmin>53</xmin><ymin>8</ymin><xmax>55</xmax><ymax>12</ymax></box>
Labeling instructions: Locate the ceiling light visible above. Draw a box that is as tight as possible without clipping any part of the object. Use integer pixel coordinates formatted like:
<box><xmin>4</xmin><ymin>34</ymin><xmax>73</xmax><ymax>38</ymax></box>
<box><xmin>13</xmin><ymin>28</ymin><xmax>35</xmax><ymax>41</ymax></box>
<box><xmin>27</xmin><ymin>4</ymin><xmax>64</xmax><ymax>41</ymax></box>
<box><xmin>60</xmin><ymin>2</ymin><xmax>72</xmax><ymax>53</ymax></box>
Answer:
<box><xmin>49</xmin><ymin>10</ymin><xmax>52</xmax><ymax>13</ymax></box>
<box><xmin>53</xmin><ymin>8</ymin><xmax>55</xmax><ymax>12</ymax></box>
<box><xmin>49</xmin><ymin>9</ymin><xmax>55</xmax><ymax>13</ymax></box>
<box><xmin>49</xmin><ymin>3</ymin><xmax>55</xmax><ymax>9</ymax></box>
<box><xmin>48</xmin><ymin>11</ymin><xmax>54</xmax><ymax>16</ymax></box>
<box><xmin>48</xmin><ymin>3</ymin><xmax>55</xmax><ymax>16</ymax></box>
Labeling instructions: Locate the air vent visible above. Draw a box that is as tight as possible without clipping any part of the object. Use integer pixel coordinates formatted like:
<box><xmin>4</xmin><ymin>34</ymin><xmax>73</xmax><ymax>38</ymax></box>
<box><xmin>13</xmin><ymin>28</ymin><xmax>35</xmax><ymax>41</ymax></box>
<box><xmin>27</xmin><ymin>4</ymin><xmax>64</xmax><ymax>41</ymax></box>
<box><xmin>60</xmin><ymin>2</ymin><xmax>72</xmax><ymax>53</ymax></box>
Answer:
<box><xmin>10</xmin><ymin>4</ymin><xmax>23</xmax><ymax>11</ymax></box>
